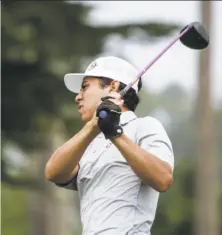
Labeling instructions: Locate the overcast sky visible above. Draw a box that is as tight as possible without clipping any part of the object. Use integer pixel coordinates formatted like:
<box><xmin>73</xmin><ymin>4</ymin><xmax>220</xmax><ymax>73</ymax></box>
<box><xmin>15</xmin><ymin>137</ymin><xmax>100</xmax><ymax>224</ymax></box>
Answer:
<box><xmin>77</xmin><ymin>1</ymin><xmax>221</xmax><ymax>107</ymax></box>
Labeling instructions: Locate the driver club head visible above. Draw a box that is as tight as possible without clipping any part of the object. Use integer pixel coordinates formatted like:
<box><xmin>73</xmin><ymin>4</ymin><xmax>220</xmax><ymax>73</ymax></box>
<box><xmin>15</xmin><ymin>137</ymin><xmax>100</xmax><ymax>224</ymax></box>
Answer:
<box><xmin>180</xmin><ymin>22</ymin><xmax>209</xmax><ymax>49</ymax></box>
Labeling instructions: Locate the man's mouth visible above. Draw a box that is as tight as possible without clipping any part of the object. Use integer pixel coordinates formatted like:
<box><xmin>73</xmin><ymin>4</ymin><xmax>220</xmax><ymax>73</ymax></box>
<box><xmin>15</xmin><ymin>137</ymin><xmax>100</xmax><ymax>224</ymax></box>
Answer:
<box><xmin>78</xmin><ymin>105</ymin><xmax>83</xmax><ymax>110</ymax></box>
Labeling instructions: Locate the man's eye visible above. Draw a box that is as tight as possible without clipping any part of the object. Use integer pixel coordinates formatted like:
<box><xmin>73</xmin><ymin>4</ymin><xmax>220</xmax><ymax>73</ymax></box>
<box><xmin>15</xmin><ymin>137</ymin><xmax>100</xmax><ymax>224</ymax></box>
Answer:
<box><xmin>82</xmin><ymin>84</ymin><xmax>89</xmax><ymax>90</ymax></box>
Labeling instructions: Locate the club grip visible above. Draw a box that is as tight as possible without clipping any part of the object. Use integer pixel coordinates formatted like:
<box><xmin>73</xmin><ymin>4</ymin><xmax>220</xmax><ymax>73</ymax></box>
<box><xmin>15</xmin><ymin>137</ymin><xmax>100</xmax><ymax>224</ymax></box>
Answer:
<box><xmin>97</xmin><ymin>109</ymin><xmax>108</xmax><ymax>119</ymax></box>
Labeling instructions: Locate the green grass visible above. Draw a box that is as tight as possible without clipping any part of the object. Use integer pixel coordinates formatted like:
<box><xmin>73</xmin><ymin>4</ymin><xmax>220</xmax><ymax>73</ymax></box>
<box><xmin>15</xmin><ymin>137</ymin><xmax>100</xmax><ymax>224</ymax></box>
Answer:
<box><xmin>1</xmin><ymin>184</ymin><xmax>28</xmax><ymax>235</ymax></box>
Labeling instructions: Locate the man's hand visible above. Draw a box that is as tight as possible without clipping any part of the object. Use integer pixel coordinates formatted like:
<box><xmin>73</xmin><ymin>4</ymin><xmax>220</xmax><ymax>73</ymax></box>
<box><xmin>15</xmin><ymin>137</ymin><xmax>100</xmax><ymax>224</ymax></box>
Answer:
<box><xmin>96</xmin><ymin>92</ymin><xmax>124</xmax><ymax>139</ymax></box>
<box><xmin>86</xmin><ymin>111</ymin><xmax>101</xmax><ymax>137</ymax></box>
<box><xmin>103</xmin><ymin>91</ymin><xmax>124</xmax><ymax>108</ymax></box>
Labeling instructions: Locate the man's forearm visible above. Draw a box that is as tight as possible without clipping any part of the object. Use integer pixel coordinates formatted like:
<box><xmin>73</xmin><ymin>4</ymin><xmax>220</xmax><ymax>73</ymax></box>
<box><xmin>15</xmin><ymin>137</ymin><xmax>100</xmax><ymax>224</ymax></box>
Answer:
<box><xmin>45</xmin><ymin>123</ymin><xmax>98</xmax><ymax>183</ymax></box>
<box><xmin>111</xmin><ymin>134</ymin><xmax>173</xmax><ymax>192</ymax></box>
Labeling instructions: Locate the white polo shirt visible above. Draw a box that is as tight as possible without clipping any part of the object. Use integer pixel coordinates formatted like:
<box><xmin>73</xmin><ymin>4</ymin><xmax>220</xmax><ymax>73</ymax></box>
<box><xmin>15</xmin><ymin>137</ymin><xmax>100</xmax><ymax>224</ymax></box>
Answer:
<box><xmin>57</xmin><ymin>111</ymin><xmax>174</xmax><ymax>235</ymax></box>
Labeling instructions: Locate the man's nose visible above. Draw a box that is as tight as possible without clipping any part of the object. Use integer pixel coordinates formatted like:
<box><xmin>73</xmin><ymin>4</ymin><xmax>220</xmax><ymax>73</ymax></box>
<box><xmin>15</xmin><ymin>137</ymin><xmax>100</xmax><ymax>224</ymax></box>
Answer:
<box><xmin>75</xmin><ymin>92</ymin><xmax>82</xmax><ymax>103</ymax></box>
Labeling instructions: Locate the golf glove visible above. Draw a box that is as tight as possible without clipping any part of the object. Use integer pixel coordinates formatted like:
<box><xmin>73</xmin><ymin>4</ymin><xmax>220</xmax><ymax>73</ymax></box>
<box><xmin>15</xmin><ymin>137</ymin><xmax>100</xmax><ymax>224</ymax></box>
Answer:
<box><xmin>96</xmin><ymin>96</ymin><xmax>123</xmax><ymax>139</ymax></box>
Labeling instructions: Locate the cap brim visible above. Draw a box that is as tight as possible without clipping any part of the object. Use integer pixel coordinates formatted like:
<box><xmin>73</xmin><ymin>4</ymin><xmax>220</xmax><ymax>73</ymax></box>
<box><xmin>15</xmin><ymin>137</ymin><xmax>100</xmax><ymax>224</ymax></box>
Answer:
<box><xmin>64</xmin><ymin>73</ymin><xmax>86</xmax><ymax>93</ymax></box>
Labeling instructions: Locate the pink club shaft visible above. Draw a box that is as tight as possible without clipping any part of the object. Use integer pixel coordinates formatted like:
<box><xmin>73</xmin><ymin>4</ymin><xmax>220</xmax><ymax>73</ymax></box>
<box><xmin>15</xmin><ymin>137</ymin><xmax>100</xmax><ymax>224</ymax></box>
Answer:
<box><xmin>119</xmin><ymin>24</ymin><xmax>192</xmax><ymax>97</ymax></box>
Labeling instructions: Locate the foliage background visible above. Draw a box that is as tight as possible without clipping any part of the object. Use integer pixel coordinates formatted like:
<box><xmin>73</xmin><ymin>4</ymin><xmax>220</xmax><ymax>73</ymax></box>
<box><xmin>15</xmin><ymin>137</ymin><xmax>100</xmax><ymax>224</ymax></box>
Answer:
<box><xmin>1</xmin><ymin>1</ymin><xmax>221</xmax><ymax>235</ymax></box>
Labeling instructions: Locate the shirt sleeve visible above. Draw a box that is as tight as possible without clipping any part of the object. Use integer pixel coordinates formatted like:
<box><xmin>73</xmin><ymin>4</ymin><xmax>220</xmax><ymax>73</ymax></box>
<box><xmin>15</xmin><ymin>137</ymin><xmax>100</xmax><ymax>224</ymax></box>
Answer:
<box><xmin>136</xmin><ymin>117</ymin><xmax>174</xmax><ymax>170</ymax></box>
<box><xmin>54</xmin><ymin>164</ymin><xmax>79</xmax><ymax>191</ymax></box>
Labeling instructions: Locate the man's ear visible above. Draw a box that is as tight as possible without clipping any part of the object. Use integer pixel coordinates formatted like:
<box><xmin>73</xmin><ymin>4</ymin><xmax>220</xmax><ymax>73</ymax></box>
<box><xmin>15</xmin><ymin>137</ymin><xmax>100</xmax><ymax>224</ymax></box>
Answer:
<box><xmin>110</xmin><ymin>80</ymin><xmax>120</xmax><ymax>92</ymax></box>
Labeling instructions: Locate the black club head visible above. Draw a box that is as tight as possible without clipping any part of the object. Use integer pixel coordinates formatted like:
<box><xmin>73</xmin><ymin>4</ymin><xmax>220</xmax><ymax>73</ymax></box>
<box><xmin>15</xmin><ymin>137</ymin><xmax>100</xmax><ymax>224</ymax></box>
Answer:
<box><xmin>180</xmin><ymin>22</ymin><xmax>209</xmax><ymax>49</ymax></box>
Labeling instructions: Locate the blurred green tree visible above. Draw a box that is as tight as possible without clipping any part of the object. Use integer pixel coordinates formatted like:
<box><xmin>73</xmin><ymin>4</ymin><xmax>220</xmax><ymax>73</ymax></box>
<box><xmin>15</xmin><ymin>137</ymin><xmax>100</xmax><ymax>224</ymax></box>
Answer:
<box><xmin>1</xmin><ymin>2</ymin><xmax>182</xmax><ymax>235</ymax></box>
<box><xmin>137</xmin><ymin>84</ymin><xmax>222</xmax><ymax>235</ymax></box>
<box><xmin>1</xmin><ymin>0</ymin><xmax>180</xmax><ymax>186</ymax></box>
<box><xmin>3</xmin><ymin>2</ymin><xmax>221</xmax><ymax>235</ymax></box>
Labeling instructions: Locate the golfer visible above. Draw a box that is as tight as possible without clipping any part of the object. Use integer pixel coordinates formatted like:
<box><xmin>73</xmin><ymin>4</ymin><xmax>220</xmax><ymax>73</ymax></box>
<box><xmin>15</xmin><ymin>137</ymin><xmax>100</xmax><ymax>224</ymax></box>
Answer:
<box><xmin>45</xmin><ymin>56</ymin><xmax>174</xmax><ymax>235</ymax></box>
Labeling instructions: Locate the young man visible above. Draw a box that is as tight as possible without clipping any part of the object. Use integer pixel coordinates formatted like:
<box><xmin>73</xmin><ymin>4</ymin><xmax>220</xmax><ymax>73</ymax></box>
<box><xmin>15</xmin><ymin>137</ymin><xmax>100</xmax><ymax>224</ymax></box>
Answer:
<box><xmin>45</xmin><ymin>56</ymin><xmax>174</xmax><ymax>235</ymax></box>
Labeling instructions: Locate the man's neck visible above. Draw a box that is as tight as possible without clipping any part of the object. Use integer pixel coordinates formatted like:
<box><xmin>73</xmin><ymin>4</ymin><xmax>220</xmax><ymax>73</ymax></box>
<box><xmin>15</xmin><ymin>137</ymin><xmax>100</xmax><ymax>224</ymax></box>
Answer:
<box><xmin>121</xmin><ymin>106</ymin><xmax>130</xmax><ymax>112</ymax></box>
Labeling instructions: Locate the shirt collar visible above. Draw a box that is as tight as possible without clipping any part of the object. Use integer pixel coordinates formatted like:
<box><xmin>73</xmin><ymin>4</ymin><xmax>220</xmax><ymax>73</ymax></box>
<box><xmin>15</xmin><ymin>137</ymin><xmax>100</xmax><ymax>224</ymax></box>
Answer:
<box><xmin>120</xmin><ymin>111</ymin><xmax>137</xmax><ymax>126</ymax></box>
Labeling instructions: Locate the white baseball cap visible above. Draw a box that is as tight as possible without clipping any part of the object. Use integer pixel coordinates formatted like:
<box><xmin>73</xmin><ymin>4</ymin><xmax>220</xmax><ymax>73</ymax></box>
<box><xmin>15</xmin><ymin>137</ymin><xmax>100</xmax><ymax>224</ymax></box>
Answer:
<box><xmin>64</xmin><ymin>56</ymin><xmax>140</xmax><ymax>94</ymax></box>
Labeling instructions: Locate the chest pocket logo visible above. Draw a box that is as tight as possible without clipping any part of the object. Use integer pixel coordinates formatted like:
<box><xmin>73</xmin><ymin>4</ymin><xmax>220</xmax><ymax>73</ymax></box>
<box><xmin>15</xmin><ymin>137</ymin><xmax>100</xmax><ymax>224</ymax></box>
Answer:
<box><xmin>105</xmin><ymin>142</ymin><xmax>113</xmax><ymax>148</ymax></box>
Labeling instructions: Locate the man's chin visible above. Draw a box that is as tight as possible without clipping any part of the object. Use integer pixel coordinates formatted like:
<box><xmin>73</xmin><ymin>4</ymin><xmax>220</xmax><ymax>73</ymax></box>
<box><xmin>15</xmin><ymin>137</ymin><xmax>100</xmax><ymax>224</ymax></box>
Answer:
<box><xmin>80</xmin><ymin>113</ymin><xmax>92</xmax><ymax>123</ymax></box>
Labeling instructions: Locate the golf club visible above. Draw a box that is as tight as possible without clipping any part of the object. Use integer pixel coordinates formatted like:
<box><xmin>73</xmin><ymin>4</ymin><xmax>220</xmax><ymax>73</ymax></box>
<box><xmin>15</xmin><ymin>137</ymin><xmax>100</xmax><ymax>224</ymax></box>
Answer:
<box><xmin>98</xmin><ymin>21</ymin><xmax>209</xmax><ymax>119</ymax></box>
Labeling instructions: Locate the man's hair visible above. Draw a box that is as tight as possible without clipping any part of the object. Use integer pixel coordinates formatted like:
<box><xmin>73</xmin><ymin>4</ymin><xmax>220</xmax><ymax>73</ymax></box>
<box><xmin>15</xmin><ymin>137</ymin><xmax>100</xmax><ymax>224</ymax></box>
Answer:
<box><xmin>98</xmin><ymin>77</ymin><xmax>142</xmax><ymax>111</ymax></box>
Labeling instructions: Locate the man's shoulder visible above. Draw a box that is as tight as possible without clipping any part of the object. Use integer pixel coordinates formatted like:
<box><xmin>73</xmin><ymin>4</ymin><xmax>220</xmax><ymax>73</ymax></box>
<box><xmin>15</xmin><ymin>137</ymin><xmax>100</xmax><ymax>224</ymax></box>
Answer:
<box><xmin>136</xmin><ymin>115</ymin><xmax>165</xmax><ymax>129</ymax></box>
<box><xmin>133</xmin><ymin>115</ymin><xmax>169</xmax><ymax>139</ymax></box>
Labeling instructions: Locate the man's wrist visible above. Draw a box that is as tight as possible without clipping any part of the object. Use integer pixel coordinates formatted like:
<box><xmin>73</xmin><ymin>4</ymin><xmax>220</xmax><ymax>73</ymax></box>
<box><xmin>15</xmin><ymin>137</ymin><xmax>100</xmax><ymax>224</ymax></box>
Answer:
<box><xmin>84</xmin><ymin>122</ymin><xmax>100</xmax><ymax>139</ymax></box>
<box><xmin>104</xmin><ymin>125</ymin><xmax>123</xmax><ymax>139</ymax></box>
<box><xmin>110</xmin><ymin>131</ymin><xmax>125</xmax><ymax>143</ymax></box>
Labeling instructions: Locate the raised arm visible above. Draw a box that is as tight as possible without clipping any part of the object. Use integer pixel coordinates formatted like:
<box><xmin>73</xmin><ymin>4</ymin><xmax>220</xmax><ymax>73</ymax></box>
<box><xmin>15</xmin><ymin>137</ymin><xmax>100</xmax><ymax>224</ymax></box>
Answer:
<box><xmin>96</xmin><ymin>93</ymin><xmax>174</xmax><ymax>193</ymax></box>
<box><xmin>45</xmin><ymin>120</ymin><xmax>99</xmax><ymax>185</ymax></box>
<box><xmin>111</xmin><ymin>133</ymin><xmax>173</xmax><ymax>192</ymax></box>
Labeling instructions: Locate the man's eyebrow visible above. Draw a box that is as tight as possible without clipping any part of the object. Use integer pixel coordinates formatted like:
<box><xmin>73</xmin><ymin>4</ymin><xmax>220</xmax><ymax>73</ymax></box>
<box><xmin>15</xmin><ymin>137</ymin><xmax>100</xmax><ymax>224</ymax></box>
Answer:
<box><xmin>81</xmin><ymin>80</ymin><xmax>88</xmax><ymax>88</ymax></box>
<box><xmin>82</xmin><ymin>76</ymin><xmax>89</xmax><ymax>83</ymax></box>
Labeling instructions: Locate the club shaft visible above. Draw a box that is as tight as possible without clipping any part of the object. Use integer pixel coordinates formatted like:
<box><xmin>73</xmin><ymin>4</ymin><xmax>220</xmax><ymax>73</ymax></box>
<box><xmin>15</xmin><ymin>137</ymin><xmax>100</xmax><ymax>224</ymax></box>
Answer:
<box><xmin>119</xmin><ymin>24</ymin><xmax>192</xmax><ymax>97</ymax></box>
